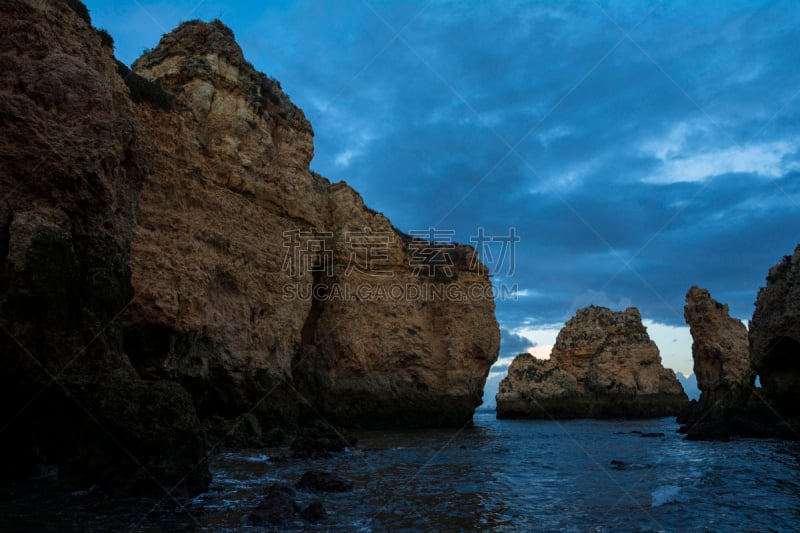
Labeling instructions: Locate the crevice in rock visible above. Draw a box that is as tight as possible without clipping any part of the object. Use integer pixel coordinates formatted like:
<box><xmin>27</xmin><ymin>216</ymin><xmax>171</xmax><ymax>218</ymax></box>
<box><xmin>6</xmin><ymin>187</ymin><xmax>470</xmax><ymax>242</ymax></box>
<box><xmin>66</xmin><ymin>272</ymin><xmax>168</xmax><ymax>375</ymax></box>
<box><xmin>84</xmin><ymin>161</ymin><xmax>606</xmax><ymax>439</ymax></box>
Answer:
<box><xmin>299</xmin><ymin>269</ymin><xmax>326</xmax><ymax>348</ymax></box>
<box><xmin>291</xmin><ymin>267</ymin><xmax>332</xmax><ymax>423</ymax></box>
<box><xmin>115</xmin><ymin>59</ymin><xmax>174</xmax><ymax>111</ymax></box>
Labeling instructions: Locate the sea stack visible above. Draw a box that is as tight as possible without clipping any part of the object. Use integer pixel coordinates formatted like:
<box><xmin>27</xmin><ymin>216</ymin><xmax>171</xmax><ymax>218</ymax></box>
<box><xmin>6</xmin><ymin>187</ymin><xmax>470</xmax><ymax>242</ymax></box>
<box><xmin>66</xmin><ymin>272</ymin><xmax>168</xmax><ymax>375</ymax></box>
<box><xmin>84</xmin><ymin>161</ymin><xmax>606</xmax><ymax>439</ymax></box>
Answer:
<box><xmin>680</xmin><ymin>246</ymin><xmax>800</xmax><ymax>441</ymax></box>
<box><xmin>496</xmin><ymin>306</ymin><xmax>687</xmax><ymax>418</ymax></box>
<box><xmin>0</xmin><ymin>1</ymin><xmax>499</xmax><ymax>496</ymax></box>
<box><xmin>678</xmin><ymin>287</ymin><xmax>753</xmax><ymax>440</ymax></box>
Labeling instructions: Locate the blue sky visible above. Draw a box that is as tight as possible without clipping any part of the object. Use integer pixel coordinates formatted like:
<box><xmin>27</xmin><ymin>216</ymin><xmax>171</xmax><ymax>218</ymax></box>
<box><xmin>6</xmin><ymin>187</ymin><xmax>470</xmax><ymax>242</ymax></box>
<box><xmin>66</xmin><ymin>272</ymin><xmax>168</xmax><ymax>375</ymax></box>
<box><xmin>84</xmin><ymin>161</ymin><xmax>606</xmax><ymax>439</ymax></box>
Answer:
<box><xmin>85</xmin><ymin>1</ymin><xmax>800</xmax><ymax>397</ymax></box>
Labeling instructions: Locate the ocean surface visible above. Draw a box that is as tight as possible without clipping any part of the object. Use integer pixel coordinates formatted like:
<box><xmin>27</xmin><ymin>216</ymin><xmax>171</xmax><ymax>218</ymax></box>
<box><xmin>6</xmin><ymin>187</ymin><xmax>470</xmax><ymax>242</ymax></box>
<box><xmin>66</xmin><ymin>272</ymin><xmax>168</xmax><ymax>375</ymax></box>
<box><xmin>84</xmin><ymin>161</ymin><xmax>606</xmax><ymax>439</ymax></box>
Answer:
<box><xmin>3</xmin><ymin>410</ymin><xmax>799</xmax><ymax>532</ymax></box>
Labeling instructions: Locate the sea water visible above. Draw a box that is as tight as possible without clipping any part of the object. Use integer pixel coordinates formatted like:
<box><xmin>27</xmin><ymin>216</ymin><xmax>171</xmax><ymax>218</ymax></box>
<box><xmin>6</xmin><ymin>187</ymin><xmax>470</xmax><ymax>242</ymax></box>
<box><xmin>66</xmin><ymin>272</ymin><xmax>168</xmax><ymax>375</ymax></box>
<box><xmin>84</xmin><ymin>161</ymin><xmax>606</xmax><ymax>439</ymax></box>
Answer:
<box><xmin>3</xmin><ymin>411</ymin><xmax>799</xmax><ymax>531</ymax></box>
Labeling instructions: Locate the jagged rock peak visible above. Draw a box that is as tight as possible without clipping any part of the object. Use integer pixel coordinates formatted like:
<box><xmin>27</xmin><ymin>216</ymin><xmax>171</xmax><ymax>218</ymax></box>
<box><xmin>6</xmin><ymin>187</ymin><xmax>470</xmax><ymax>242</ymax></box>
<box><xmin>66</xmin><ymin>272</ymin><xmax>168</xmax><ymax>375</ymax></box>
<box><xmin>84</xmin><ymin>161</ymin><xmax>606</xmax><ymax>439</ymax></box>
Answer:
<box><xmin>683</xmin><ymin>286</ymin><xmax>752</xmax><ymax>404</ymax></box>
<box><xmin>133</xmin><ymin>19</ymin><xmax>311</xmax><ymax>143</ymax></box>
<box><xmin>550</xmin><ymin>306</ymin><xmax>652</xmax><ymax>366</ymax></box>
<box><xmin>123</xmin><ymin>13</ymin><xmax>499</xmax><ymax>431</ymax></box>
<box><xmin>679</xmin><ymin>254</ymin><xmax>800</xmax><ymax>441</ymax></box>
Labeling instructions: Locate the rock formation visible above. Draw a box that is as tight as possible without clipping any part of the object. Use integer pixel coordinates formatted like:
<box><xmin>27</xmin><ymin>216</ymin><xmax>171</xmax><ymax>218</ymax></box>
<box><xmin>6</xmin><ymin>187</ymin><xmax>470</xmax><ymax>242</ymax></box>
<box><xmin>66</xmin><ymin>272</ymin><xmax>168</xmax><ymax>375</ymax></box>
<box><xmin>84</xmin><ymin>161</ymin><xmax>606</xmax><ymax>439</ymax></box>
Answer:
<box><xmin>749</xmin><ymin>244</ymin><xmax>800</xmax><ymax>418</ymax></box>
<box><xmin>123</xmin><ymin>19</ymin><xmax>499</xmax><ymax>429</ymax></box>
<box><xmin>679</xmin><ymin>248</ymin><xmax>800</xmax><ymax>441</ymax></box>
<box><xmin>677</xmin><ymin>287</ymin><xmax>753</xmax><ymax>440</ymax></box>
<box><xmin>0</xmin><ymin>0</ymin><xmax>499</xmax><ymax>496</ymax></box>
<box><xmin>684</xmin><ymin>286</ymin><xmax>752</xmax><ymax>406</ymax></box>
<box><xmin>496</xmin><ymin>306</ymin><xmax>687</xmax><ymax>418</ymax></box>
<box><xmin>0</xmin><ymin>0</ymin><xmax>209</xmax><ymax>495</ymax></box>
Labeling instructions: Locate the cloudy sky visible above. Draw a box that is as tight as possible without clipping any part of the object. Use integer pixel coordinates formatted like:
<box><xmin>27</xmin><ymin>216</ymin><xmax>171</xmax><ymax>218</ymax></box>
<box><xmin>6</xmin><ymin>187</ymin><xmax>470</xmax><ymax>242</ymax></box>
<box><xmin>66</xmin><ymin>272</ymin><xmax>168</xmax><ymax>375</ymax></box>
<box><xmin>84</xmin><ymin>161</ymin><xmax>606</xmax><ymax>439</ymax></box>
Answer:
<box><xmin>86</xmin><ymin>1</ymin><xmax>799</xmax><ymax>401</ymax></box>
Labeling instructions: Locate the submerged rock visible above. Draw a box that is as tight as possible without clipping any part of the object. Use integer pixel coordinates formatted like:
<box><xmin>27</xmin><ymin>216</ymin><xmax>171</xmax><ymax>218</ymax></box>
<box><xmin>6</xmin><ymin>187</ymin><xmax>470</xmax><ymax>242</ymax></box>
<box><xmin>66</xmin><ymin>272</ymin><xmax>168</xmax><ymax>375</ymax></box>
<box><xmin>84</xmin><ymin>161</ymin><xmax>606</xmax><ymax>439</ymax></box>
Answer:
<box><xmin>248</xmin><ymin>483</ymin><xmax>300</xmax><ymax>527</ymax></box>
<box><xmin>301</xmin><ymin>500</ymin><xmax>328</xmax><ymax>523</ymax></box>
<box><xmin>290</xmin><ymin>421</ymin><xmax>357</xmax><ymax>458</ymax></box>
<box><xmin>496</xmin><ymin>306</ymin><xmax>687</xmax><ymax>418</ymax></box>
<box><xmin>296</xmin><ymin>470</ymin><xmax>354</xmax><ymax>493</ymax></box>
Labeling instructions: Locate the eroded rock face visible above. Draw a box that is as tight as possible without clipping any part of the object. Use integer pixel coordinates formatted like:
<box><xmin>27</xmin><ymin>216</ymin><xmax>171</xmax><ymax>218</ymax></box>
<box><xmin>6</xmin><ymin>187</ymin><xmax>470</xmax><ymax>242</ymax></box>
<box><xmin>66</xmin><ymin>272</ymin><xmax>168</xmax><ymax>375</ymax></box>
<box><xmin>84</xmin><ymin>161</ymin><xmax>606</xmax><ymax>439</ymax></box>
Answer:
<box><xmin>0</xmin><ymin>2</ymin><xmax>499</xmax><ymax>495</ymax></box>
<box><xmin>496</xmin><ymin>306</ymin><xmax>687</xmax><ymax>418</ymax></box>
<box><xmin>680</xmin><ymin>252</ymin><xmax>800</xmax><ymax>441</ymax></box>
<box><xmin>678</xmin><ymin>287</ymin><xmax>754</xmax><ymax>441</ymax></box>
<box><xmin>684</xmin><ymin>286</ymin><xmax>752</xmax><ymax>407</ymax></box>
<box><xmin>750</xmin><ymin>245</ymin><xmax>800</xmax><ymax>416</ymax></box>
<box><xmin>123</xmin><ymin>20</ymin><xmax>500</xmax><ymax>428</ymax></box>
<box><xmin>0</xmin><ymin>0</ymin><xmax>208</xmax><ymax>495</ymax></box>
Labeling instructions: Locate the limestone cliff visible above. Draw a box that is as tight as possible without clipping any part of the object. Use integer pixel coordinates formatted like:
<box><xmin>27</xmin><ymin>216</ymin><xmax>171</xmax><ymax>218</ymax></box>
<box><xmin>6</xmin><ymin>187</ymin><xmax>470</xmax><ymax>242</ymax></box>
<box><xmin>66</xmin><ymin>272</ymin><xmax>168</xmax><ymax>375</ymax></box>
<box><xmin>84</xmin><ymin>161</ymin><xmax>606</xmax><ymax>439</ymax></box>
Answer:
<box><xmin>124</xmin><ymin>19</ymin><xmax>499</xmax><ymax>428</ymax></box>
<box><xmin>0</xmin><ymin>0</ymin><xmax>499</xmax><ymax>496</ymax></box>
<box><xmin>0</xmin><ymin>0</ymin><xmax>209</xmax><ymax>495</ymax></box>
<box><xmin>496</xmin><ymin>306</ymin><xmax>687</xmax><ymax>418</ymax></box>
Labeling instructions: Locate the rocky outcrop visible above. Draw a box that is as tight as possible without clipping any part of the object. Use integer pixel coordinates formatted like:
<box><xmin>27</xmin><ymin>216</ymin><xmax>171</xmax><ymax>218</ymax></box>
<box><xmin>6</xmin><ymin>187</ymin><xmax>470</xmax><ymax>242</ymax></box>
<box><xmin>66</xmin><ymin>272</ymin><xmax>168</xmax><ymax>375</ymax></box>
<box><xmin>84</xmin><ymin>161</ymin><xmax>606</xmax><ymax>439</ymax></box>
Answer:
<box><xmin>0</xmin><ymin>0</ymin><xmax>499</xmax><ymax>495</ymax></box>
<box><xmin>684</xmin><ymin>287</ymin><xmax>752</xmax><ymax>405</ymax></box>
<box><xmin>750</xmin><ymin>244</ymin><xmax>800</xmax><ymax>417</ymax></box>
<box><xmin>123</xmin><ymin>19</ymin><xmax>499</xmax><ymax>429</ymax></box>
<box><xmin>680</xmin><ymin>248</ymin><xmax>800</xmax><ymax>441</ymax></box>
<box><xmin>496</xmin><ymin>306</ymin><xmax>687</xmax><ymax>418</ymax></box>
<box><xmin>0</xmin><ymin>0</ymin><xmax>208</xmax><ymax>495</ymax></box>
<box><xmin>678</xmin><ymin>287</ymin><xmax>753</xmax><ymax>440</ymax></box>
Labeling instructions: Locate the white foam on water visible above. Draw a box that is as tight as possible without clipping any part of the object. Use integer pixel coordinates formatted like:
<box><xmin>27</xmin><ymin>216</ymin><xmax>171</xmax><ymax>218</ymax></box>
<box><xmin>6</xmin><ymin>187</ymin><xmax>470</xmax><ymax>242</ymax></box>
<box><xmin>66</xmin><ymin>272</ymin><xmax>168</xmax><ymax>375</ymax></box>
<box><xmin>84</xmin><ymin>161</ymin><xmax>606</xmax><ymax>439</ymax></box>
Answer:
<box><xmin>240</xmin><ymin>454</ymin><xmax>269</xmax><ymax>463</ymax></box>
<box><xmin>651</xmin><ymin>484</ymin><xmax>681</xmax><ymax>507</ymax></box>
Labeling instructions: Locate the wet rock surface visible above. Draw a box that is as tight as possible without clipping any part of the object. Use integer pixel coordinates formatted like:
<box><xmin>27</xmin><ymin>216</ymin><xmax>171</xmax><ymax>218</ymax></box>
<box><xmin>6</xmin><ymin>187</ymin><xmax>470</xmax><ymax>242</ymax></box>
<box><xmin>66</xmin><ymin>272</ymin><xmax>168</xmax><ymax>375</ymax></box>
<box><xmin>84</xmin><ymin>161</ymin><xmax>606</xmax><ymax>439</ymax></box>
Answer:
<box><xmin>296</xmin><ymin>470</ymin><xmax>354</xmax><ymax>493</ymax></box>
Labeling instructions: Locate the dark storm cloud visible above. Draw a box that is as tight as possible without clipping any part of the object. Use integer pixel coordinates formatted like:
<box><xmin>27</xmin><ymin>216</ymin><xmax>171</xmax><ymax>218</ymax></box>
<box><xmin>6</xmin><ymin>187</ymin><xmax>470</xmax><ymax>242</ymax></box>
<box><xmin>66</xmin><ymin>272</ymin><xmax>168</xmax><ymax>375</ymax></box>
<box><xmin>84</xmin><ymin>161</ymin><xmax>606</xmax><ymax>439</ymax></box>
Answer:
<box><xmin>499</xmin><ymin>328</ymin><xmax>536</xmax><ymax>361</ymax></box>
<box><xmin>88</xmin><ymin>0</ymin><xmax>800</xmax><ymax>335</ymax></box>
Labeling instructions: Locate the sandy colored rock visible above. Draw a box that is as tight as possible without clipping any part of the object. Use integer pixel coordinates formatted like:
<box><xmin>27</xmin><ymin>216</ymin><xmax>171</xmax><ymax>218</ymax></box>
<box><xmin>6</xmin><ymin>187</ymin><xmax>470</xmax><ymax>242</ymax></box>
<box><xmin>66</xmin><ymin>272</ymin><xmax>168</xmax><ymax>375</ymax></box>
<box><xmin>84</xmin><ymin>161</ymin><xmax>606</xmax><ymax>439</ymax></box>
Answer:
<box><xmin>496</xmin><ymin>306</ymin><xmax>687</xmax><ymax>418</ymax></box>
<box><xmin>680</xmin><ymin>253</ymin><xmax>800</xmax><ymax>441</ymax></box>
<box><xmin>123</xmin><ymin>20</ymin><xmax>500</xmax><ymax>427</ymax></box>
<box><xmin>684</xmin><ymin>286</ymin><xmax>752</xmax><ymax>406</ymax></box>
<box><xmin>0</xmin><ymin>2</ymin><xmax>499</xmax><ymax>496</ymax></box>
<box><xmin>0</xmin><ymin>0</ymin><xmax>208</xmax><ymax>495</ymax></box>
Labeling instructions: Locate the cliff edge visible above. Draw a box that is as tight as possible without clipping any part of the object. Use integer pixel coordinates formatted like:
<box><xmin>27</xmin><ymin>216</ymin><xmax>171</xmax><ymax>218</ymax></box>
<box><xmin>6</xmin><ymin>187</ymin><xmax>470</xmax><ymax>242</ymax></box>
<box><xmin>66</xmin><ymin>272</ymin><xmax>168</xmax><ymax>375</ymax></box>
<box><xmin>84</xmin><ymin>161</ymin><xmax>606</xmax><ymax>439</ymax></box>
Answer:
<box><xmin>124</xmin><ymin>19</ymin><xmax>500</xmax><ymax>428</ymax></box>
<box><xmin>0</xmin><ymin>1</ymin><xmax>500</xmax><ymax>496</ymax></box>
